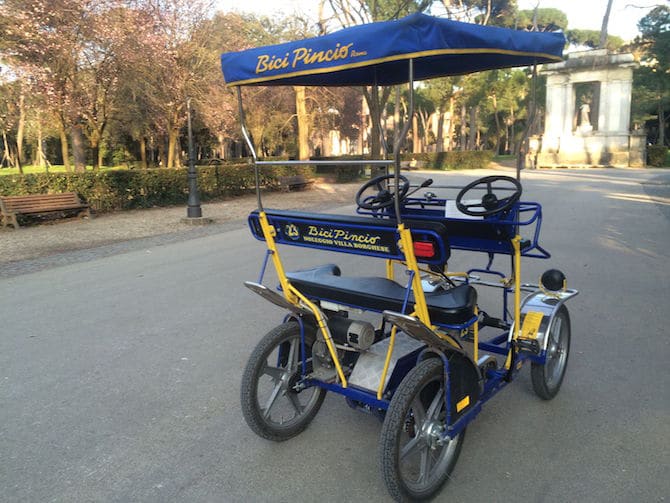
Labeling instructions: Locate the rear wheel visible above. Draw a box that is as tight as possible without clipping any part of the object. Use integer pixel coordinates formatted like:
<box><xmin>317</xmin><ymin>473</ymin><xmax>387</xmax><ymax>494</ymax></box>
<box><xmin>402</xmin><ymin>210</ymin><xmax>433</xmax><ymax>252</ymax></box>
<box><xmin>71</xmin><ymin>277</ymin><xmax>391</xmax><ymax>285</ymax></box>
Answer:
<box><xmin>240</xmin><ymin>322</ymin><xmax>326</xmax><ymax>441</ymax></box>
<box><xmin>531</xmin><ymin>305</ymin><xmax>571</xmax><ymax>400</ymax></box>
<box><xmin>379</xmin><ymin>358</ymin><xmax>465</xmax><ymax>502</ymax></box>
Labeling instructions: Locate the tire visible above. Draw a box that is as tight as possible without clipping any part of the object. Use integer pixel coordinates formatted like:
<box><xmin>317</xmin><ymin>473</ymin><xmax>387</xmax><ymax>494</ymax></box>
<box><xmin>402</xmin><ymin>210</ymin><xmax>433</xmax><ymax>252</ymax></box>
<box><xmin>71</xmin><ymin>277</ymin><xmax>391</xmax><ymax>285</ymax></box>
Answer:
<box><xmin>240</xmin><ymin>321</ymin><xmax>326</xmax><ymax>441</ymax></box>
<box><xmin>531</xmin><ymin>305</ymin><xmax>571</xmax><ymax>400</ymax></box>
<box><xmin>379</xmin><ymin>358</ymin><xmax>465</xmax><ymax>502</ymax></box>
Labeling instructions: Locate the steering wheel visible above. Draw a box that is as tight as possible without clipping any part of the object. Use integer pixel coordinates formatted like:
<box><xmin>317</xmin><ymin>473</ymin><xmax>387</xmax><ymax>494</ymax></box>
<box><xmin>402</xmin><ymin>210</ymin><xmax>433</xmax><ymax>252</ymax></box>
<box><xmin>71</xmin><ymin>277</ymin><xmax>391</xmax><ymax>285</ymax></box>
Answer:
<box><xmin>355</xmin><ymin>174</ymin><xmax>410</xmax><ymax>211</ymax></box>
<box><xmin>455</xmin><ymin>175</ymin><xmax>522</xmax><ymax>217</ymax></box>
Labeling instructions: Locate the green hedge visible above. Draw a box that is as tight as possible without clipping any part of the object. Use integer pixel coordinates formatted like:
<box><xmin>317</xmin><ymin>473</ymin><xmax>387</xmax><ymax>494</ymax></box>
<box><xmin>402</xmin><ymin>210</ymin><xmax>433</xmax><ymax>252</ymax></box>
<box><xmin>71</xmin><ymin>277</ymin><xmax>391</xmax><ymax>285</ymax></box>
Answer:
<box><xmin>647</xmin><ymin>145</ymin><xmax>669</xmax><ymax>167</ymax></box>
<box><xmin>401</xmin><ymin>151</ymin><xmax>494</xmax><ymax>170</ymax></box>
<box><xmin>0</xmin><ymin>163</ymin><xmax>314</xmax><ymax>213</ymax></box>
<box><xmin>312</xmin><ymin>155</ymin><xmax>374</xmax><ymax>182</ymax></box>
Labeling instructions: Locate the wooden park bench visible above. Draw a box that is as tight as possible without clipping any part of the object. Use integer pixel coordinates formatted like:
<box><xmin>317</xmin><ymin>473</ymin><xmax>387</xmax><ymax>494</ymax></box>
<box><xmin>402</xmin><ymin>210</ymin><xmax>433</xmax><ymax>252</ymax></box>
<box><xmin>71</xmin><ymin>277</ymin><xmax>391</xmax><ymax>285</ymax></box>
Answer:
<box><xmin>0</xmin><ymin>192</ymin><xmax>91</xmax><ymax>229</ymax></box>
<box><xmin>277</xmin><ymin>175</ymin><xmax>315</xmax><ymax>192</ymax></box>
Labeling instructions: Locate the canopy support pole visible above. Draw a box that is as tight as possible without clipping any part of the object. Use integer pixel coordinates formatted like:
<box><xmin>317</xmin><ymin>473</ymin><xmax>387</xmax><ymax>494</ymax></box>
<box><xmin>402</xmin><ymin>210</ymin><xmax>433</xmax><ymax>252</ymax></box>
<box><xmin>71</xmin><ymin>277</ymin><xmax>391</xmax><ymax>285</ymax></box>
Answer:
<box><xmin>237</xmin><ymin>87</ymin><xmax>262</xmax><ymax>212</ymax></box>
<box><xmin>393</xmin><ymin>59</ymin><xmax>414</xmax><ymax>224</ymax></box>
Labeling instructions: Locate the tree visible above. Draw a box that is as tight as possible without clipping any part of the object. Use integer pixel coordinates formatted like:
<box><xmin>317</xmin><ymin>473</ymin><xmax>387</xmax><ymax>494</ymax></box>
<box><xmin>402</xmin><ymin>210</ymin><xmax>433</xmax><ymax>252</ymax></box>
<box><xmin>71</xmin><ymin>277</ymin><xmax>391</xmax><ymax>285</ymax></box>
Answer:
<box><xmin>566</xmin><ymin>29</ymin><xmax>624</xmax><ymax>51</ymax></box>
<box><xmin>511</xmin><ymin>8</ymin><xmax>567</xmax><ymax>32</ymax></box>
<box><xmin>439</xmin><ymin>0</ymin><xmax>516</xmax><ymax>26</ymax></box>
<box><xmin>318</xmin><ymin>1</ymin><xmax>433</xmax><ymax>157</ymax></box>
<box><xmin>634</xmin><ymin>5</ymin><xmax>670</xmax><ymax>146</ymax></box>
<box><xmin>599</xmin><ymin>0</ymin><xmax>614</xmax><ymax>49</ymax></box>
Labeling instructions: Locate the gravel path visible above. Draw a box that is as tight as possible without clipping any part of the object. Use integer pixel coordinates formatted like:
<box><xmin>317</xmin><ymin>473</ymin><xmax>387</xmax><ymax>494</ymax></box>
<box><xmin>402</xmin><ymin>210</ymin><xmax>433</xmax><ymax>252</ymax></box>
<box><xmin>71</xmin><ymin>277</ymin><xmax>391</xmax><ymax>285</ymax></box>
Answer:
<box><xmin>0</xmin><ymin>182</ymin><xmax>360</xmax><ymax>277</ymax></box>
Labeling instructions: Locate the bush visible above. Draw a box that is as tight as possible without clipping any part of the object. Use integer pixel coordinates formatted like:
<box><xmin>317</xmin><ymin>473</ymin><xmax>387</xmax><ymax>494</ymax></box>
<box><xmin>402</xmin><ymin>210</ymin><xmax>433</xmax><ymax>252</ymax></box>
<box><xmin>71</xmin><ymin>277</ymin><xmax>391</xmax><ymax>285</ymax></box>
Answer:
<box><xmin>0</xmin><ymin>163</ymin><xmax>315</xmax><ymax>213</ymax></box>
<box><xmin>401</xmin><ymin>151</ymin><xmax>494</xmax><ymax>170</ymax></box>
<box><xmin>311</xmin><ymin>155</ymin><xmax>372</xmax><ymax>182</ymax></box>
<box><xmin>647</xmin><ymin>145</ymin><xmax>669</xmax><ymax>167</ymax></box>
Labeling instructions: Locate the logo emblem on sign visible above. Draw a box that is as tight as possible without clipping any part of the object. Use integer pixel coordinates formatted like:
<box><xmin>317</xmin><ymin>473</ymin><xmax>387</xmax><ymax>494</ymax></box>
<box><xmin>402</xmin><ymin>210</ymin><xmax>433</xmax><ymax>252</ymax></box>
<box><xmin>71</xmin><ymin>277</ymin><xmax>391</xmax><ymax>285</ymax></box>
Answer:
<box><xmin>285</xmin><ymin>223</ymin><xmax>300</xmax><ymax>240</ymax></box>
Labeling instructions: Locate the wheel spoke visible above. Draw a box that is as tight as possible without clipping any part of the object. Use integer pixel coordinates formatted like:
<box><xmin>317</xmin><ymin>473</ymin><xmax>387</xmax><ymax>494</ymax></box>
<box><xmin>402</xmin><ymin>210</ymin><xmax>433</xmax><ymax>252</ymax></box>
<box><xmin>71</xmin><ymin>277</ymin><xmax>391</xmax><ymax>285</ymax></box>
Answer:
<box><xmin>286</xmin><ymin>390</ymin><xmax>305</xmax><ymax>415</ymax></box>
<box><xmin>417</xmin><ymin>446</ymin><xmax>431</xmax><ymax>483</ymax></box>
<box><xmin>410</xmin><ymin>396</ymin><xmax>426</xmax><ymax>425</ymax></box>
<box><xmin>261</xmin><ymin>381</ymin><xmax>283</xmax><ymax>419</ymax></box>
<box><xmin>464</xmin><ymin>202</ymin><xmax>483</xmax><ymax>209</ymax></box>
<box><xmin>286</xmin><ymin>339</ymin><xmax>298</xmax><ymax>373</ymax></box>
<box><xmin>425</xmin><ymin>385</ymin><xmax>444</xmax><ymax>419</ymax></box>
<box><xmin>400</xmin><ymin>435</ymin><xmax>423</xmax><ymax>460</ymax></box>
<box><xmin>261</xmin><ymin>365</ymin><xmax>284</xmax><ymax>382</ymax></box>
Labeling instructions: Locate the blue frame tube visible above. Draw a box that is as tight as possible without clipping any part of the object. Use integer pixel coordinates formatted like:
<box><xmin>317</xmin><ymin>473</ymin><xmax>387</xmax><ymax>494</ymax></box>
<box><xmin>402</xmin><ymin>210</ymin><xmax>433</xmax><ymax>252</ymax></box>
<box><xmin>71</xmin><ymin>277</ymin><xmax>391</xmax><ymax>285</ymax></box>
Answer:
<box><xmin>258</xmin><ymin>249</ymin><xmax>272</xmax><ymax>284</ymax></box>
<box><xmin>305</xmin><ymin>380</ymin><xmax>390</xmax><ymax>409</ymax></box>
<box><xmin>283</xmin><ymin>313</ymin><xmax>308</xmax><ymax>376</ymax></box>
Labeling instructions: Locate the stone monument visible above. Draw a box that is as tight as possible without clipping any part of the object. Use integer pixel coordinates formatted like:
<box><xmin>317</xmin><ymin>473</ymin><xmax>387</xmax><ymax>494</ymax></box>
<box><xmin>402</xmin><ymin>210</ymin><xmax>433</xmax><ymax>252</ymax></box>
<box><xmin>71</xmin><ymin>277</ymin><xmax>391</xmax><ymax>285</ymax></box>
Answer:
<box><xmin>537</xmin><ymin>49</ymin><xmax>645</xmax><ymax>168</ymax></box>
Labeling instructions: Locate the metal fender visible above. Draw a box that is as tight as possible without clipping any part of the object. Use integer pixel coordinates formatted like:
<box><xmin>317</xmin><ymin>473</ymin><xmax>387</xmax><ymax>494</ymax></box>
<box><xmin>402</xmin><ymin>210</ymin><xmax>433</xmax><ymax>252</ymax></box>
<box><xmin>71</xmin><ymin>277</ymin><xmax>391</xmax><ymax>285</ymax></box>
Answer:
<box><xmin>510</xmin><ymin>288</ymin><xmax>579</xmax><ymax>352</ymax></box>
<box><xmin>418</xmin><ymin>347</ymin><xmax>481</xmax><ymax>427</ymax></box>
<box><xmin>382</xmin><ymin>310</ymin><xmax>481</xmax><ymax>425</ymax></box>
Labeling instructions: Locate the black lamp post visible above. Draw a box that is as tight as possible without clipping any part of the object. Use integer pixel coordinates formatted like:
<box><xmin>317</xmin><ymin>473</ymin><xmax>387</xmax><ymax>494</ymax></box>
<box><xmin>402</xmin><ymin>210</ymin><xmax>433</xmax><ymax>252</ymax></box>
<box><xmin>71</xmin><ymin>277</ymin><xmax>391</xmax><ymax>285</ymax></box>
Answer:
<box><xmin>186</xmin><ymin>98</ymin><xmax>202</xmax><ymax>218</ymax></box>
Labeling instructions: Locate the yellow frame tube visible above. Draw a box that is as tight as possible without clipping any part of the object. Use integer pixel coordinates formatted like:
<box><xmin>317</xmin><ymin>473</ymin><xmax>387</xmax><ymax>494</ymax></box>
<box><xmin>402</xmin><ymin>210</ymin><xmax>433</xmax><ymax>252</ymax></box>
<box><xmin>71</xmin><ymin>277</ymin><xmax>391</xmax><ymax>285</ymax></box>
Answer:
<box><xmin>386</xmin><ymin>259</ymin><xmax>395</xmax><ymax>281</ymax></box>
<box><xmin>377</xmin><ymin>325</ymin><xmax>398</xmax><ymax>399</ymax></box>
<box><xmin>258</xmin><ymin>211</ymin><xmax>347</xmax><ymax>387</ymax></box>
<box><xmin>397</xmin><ymin>224</ymin><xmax>431</xmax><ymax>325</ymax></box>
<box><xmin>504</xmin><ymin>235</ymin><xmax>522</xmax><ymax>370</ymax></box>
<box><xmin>473</xmin><ymin>306</ymin><xmax>479</xmax><ymax>363</ymax></box>
<box><xmin>287</xmin><ymin>285</ymin><xmax>348</xmax><ymax>387</ymax></box>
<box><xmin>258</xmin><ymin>212</ymin><xmax>297</xmax><ymax>305</ymax></box>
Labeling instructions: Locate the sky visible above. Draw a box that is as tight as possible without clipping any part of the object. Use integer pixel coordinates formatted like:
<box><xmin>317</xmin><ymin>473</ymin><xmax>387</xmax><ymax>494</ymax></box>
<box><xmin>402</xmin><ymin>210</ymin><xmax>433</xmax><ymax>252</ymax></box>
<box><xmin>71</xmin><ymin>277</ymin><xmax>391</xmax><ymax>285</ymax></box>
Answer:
<box><xmin>214</xmin><ymin>0</ymin><xmax>664</xmax><ymax>42</ymax></box>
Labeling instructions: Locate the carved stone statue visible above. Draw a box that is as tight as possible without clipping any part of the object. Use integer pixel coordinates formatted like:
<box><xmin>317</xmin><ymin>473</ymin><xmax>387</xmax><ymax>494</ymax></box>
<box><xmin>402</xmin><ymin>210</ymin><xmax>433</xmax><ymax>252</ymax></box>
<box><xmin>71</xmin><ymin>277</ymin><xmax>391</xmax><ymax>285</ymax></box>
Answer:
<box><xmin>580</xmin><ymin>102</ymin><xmax>591</xmax><ymax>126</ymax></box>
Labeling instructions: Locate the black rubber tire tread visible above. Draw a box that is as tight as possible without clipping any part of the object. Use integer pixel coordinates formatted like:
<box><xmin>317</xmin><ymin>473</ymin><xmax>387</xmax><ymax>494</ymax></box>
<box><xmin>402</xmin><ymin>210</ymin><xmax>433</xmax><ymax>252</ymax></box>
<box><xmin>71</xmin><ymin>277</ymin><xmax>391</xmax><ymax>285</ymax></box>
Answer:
<box><xmin>240</xmin><ymin>321</ymin><xmax>326</xmax><ymax>441</ymax></box>
<box><xmin>531</xmin><ymin>305</ymin><xmax>571</xmax><ymax>400</ymax></box>
<box><xmin>379</xmin><ymin>358</ymin><xmax>465</xmax><ymax>502</ymax></box>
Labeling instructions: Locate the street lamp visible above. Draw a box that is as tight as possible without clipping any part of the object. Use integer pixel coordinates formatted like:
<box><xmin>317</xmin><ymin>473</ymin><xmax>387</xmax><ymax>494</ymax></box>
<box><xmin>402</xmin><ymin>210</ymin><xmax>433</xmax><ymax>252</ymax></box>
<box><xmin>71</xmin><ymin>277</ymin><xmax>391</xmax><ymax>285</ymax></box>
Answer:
<box><xmin>186</xmin><ymin>97</ymin><xmax>202</xmax><ymax>219</ymax></box>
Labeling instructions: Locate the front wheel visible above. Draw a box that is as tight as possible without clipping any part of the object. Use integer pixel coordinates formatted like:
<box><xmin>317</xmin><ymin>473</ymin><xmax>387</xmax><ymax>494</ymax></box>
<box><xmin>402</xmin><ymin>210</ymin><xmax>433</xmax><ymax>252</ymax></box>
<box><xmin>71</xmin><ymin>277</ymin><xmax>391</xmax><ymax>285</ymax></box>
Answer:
<box><xmin>531</xmin><ymin>305</ymin><xmax>571</xmax><ymax>400</ymax></box>
<box><xmin>240</xmin><ymin>321</ymin><xmax>326</xmax><ymax>441</ymax></box>
<box><xmin>379</xmin><ymin>358</ymin><xmax>465</xmax><ymax>502</ymax></box>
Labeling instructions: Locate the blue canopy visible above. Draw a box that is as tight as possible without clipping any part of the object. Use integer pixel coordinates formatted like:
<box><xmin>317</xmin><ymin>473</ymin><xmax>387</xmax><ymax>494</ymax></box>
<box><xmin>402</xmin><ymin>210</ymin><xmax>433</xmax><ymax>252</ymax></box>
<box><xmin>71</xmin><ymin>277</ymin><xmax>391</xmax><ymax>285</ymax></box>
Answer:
<box><xmin>220</xmin><ymin>13</ymin><xmax>564</xmax><ymax>87</ymax></box>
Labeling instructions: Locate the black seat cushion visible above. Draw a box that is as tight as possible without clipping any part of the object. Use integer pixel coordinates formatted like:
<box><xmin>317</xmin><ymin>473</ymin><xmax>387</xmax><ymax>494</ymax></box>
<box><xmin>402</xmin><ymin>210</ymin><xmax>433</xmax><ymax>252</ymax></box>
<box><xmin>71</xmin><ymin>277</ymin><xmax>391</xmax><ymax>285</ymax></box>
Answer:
<box><xmin>286</xmin><ymin>264</ymin><xmax>476</xmax><ymax>326</ymax></box>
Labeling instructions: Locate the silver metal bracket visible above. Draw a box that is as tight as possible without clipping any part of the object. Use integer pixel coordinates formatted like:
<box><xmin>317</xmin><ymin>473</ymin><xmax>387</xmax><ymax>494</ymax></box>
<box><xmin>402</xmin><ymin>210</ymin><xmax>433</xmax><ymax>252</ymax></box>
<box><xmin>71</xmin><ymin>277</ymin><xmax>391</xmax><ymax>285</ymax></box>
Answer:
<box><xmin>243</xmin><ymin>281</ymin><xmax>311</xmax><ymax>316</ymax></box>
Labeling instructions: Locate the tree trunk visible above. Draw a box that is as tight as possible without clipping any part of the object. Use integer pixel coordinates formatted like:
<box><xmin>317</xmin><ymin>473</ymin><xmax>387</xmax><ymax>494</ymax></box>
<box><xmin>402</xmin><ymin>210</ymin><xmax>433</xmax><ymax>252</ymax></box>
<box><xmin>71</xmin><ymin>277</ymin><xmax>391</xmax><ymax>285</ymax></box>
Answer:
<box><xmin>58</xmin><ymin>119</ymin><xmax>71</xmax><ymax>171</ymax></box>
<box><xmin>363</xmin><ymin>85</ymin><xmax>393</xmax><ymax>158</ymax></box>
<box><xmin>98</xmin><ymin>143</ymin><xmax>104</xmax><ymax>169</ymax></box>
<box><xmin>91</xmin><ymin>139</ymin><xmax>100</xmax><ymax>171</ymax></box>
<box><xmin>17</xmin><ymin>92</ymin><xmax>25</xmax><ymax>165</ymax></box>
<box><xmin>436</xmin><ymin>107</ymin><xmax>444</xmax><ymax>153</ymax></box>
<box><xmin>140</xmin><ymin>136</ymin><xmax>148</xmax><ymax>169</ymax></box>
<box><xmin>412</xmin><ymin>114</ymin><xmax>420</xmax><ymax>154</ymax></box>
<box><xmin>659</xmin><ymin>94</ymin><xmax>666</xmax><ymax>146</ymax></box>
<box><xmin>460</xmin><ymin>105</ymin><xmax>467</xmax><ymax>150</ymax></box>
<box><xmin>510</xmin><ymin>105</ymin><xmax>517</xmax><ymax>155</ymax></box>
<box><xmin>294</xmin><ymin>86</ymin><xmax>310</xmax><ymax>160</ymax></box>
<box><xmin>446</xmin><ymin>97</ymin><xmax>455</xmax><ymax>151</ymax></box>
<box><xmin>599</xmin><ymin>0</ymin><xmax>614</xmax><ymax>49</ymax></box>
<box><xmin>167</xmin><ymin>128</ymin><xmax>179</xmax><ymax>168</ymax></box>
<box><xmin>469</xmin><ymin>107</ymin><xmax>477</xmax><ymax>150</ymax></box>
<box><xmin>217</xmin><ymin>134</ymin><xmax>225</xmax><ymax>160</ymax></box>
<box><xmin>71</xmin><ymin>120</ymin><xmax>87</xmax><ymax>172</ymax></box>
<box><xmin>492</xmin><ymin>93</ymin><xmax>502</xmax><ymax>155</ymax></box>
<box><xmin>37</xmin><ymin>120</ymin><xmax>45</xmax><ymax>170</ymax></box>
<box><xmin>2</xmin><ymin>131</ymin><xmax>11</xmax><ymax>168</ymax></box>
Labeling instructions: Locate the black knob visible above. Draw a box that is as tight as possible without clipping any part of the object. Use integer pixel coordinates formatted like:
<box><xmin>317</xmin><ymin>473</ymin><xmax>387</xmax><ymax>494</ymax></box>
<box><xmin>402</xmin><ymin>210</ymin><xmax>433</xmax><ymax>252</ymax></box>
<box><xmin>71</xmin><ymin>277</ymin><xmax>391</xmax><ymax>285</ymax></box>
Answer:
<box><xmin>541</xmin><ymin>269</ymin><xmax>565</xmax><ymax>292</ymax></box>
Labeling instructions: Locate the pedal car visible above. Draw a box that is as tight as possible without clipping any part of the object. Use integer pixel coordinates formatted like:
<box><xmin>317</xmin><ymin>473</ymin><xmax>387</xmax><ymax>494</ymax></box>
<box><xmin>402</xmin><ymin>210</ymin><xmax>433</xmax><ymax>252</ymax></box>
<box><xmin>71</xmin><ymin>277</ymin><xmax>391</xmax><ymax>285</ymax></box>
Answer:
<box><xmin>220</xmin><ymin>13</ymin><xmax>577</xmax><ymax>502</ymax></box>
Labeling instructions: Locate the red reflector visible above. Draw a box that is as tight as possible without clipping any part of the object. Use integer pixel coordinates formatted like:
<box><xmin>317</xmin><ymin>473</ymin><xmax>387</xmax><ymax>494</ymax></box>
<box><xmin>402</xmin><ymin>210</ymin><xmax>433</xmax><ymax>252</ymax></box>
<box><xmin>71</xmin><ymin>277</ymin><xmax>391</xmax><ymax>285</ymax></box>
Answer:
<box><xmin>413</xmin><ymin>241</ymin><xmax>435</xmax><ymax>258</ymax></box>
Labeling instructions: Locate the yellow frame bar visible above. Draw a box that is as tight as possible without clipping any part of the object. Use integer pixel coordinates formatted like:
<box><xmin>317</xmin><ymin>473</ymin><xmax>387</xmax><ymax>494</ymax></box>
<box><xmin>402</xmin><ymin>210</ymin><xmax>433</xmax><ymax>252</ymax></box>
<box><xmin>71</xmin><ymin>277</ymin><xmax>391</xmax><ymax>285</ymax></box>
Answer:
<box><xmin>504</xmin><ymin>235</ymin><xmax>522</xmax><ymax>370</ymax></box>
<box><xmin>397</xmin><ymin>224</ymin><xmax>431</xmax><ymax>325</ymax></box>
<box><xmin>258</xmin><ymin>211</ymin><xmax>348</xmax><ymax>386</ymax></box>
